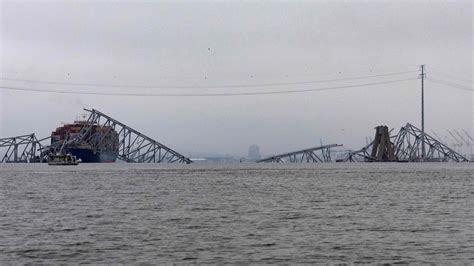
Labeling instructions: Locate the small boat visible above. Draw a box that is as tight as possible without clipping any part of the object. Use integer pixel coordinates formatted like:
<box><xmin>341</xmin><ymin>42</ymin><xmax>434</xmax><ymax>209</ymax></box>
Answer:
<box><xmin>48</xmin><ymin>153</ymin><xmax>81</xmax><ymax>165</ymax></box>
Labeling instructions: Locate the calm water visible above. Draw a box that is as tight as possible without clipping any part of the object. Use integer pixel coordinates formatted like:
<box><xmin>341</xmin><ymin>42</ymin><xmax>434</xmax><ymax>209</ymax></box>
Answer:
<box><xmin>0</xmin><ymin>163</ymin><xmax>473</xmax><ymax>264</ymax></box>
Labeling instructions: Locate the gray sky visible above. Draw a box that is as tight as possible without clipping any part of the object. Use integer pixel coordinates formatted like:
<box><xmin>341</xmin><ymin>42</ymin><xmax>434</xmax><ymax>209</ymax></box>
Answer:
<box><xmin>1</xmin><ymin>1</ymin><xmax>472</xmax><ymax>157</ymax></box>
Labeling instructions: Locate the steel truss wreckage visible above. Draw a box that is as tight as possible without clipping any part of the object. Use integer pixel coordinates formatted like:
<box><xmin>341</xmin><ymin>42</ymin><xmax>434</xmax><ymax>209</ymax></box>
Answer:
<box><xmin>0</xmin><ymin>116</ymin><xmax>469</xmax><ymax>164</ymax></box>
<box><xmin>343</xmin><ymin>140</ymin><xmax>374</xmax><ymax>162</ymax></box>
<box><xmin>257</xmin><ymin>144</ymin><xmax>342</xmax><ymax>163</ymax></box>
<box><xmin>0</xmin><ymin>134</ymin><xmax>49</xmax><ymax>163</ymax></box>
<box><xmin>0</xmin><ymin>109</ymin><xmax>192</xmax><ymax>164</ymax></box>
<box><xmin>344</xmin><ymin>123</ymin><xmax>469</xmax><ymax>162</ymax></box>
<box><xmin>344</xmin><ymin>126</ymin><xmax>396</xmax><ymax>162</ymax></box>
<box><xmin>77</xmin><ymin>109</ymin><xmax>192</xmax><ymax>163</ymax></box>
<box><xmin>393</xmin><ymin>123</ymin><xmax>469</xmax><ymax>162</ymax></box>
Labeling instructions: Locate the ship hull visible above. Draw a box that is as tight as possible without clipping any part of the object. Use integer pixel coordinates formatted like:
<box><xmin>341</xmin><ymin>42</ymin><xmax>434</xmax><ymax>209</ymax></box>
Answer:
<box><xmin>67</xmin><ymin>148</ymin><xmax>117</xmax><ymax>163</ymax></box>
<box><xmin>51</xmin><ymin>121</ymin><xmax>119</xmax><ymax>163</ymax></box>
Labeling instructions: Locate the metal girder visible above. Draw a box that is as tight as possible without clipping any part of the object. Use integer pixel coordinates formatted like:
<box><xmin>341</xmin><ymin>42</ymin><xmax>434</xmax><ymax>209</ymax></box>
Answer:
<box><xmin>343</xmin><ymin>126</ymin><xmax>398</xmax><ymax>162</ymax></box>
<box><xmin>68</xmin><ymin>109</ymin><xmax>192</xmax><ymax>164</ymax></box>
<box><xmin>393</xmin><ymin>123</ymin><xmax>469</xmax><ymax>162</ymax></box>
<box><xmin>343</xmin><ymin>140</ymin><xmax>375</xmax><ymax>162</ymax></box>
<box><xmin>0</xmin><ymin>134</ymin><xmax>48</xmax><ymax>163</ymax></box>
<box><xmin>257</xmin><ymin>144</ymin><xmax>342</xmax><ymax>163</ymax></box>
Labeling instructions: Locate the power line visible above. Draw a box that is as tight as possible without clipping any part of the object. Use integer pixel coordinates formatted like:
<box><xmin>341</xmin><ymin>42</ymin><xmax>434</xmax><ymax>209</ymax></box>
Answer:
<box><xmin>0</xmin><ymin>70</ymin><xmax>417</xmax><ymax>89</ymax></box>
<box><xmin>429</xmin><ymin>70</ymin><xmax>472</xmax><ymax>84</ymax></box>
<box><xmin>426</xmin><ymin>77</ymin><xmax>474</xmax><ymax>92</ymax></box>
<box><xmin>0</xmin><ymin>78</ymin><xmax>417</xmax><ymax>97</ymax></box>
<box><xmin>430</xmin><ymin>73</ymin><xmax>473</xmax><ymax>85</ymax></box>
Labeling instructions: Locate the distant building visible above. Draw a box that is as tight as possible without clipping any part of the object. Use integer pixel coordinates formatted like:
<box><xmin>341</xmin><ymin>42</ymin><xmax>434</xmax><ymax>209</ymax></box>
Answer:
<box><xmin>248</xmin><ymin>144</ymin><xmax>261</xmax><ymax>160</ymax></box>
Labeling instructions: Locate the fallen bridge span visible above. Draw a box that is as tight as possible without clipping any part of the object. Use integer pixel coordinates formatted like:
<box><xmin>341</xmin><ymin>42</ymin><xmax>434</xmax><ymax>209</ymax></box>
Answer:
<box><xmin>257</xmin><ymin>144</ymin><xmax>342</xmax><ymax>163</ymax></box>
<box><xmin>1</xmin><ymin>109</ymin><xmax>192</xmax><ymax>164</ymax></box>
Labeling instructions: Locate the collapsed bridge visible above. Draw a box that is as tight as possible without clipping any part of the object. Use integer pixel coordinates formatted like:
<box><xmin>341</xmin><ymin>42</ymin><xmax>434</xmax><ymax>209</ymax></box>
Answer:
<box><xmin>393</xmin><ymin>123</ymin><xmax>468</xmax><ymax>162</ymax></box>
<box><xmin>0</xmin><ymin>134</ymin><xmax>48</xmax><ymax>163</ymax></box>
<box><xmin>256</xmin><ymin>123</ymin><xmax>469</xmax><ymax>164</ymax></box>
<box><xmin>0</xmin><ymin>109</ymin><xmax>192</xmax><ymax>164</ymax></box>
<box><xmin>257</xmin><ymin>144</ymin><xmax>342</xmax><ymax>163</ymax></box>
<box><xmin>344</xmin><ymin>123</ymin><xmax>469</xmax><ymax>162</ymax></box>
<box><xmin>1</xmin><ymin>113</ymin><xmax>469</xmax><ymax>164</ymax></box>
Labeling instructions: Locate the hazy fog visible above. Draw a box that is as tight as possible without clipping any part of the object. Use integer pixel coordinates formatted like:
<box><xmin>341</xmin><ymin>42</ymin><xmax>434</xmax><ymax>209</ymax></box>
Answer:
<box><xmin>1</xmin><ymin>1</ymin><xmax>472</xmax><ymax>157</ymax></box>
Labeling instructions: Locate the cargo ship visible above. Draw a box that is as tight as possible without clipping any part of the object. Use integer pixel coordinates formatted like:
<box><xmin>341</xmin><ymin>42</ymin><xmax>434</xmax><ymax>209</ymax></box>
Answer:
<box><xmin>51</xmin><ymin>121</ymin><xmax>119</xmax><ymax>163</ymax></box>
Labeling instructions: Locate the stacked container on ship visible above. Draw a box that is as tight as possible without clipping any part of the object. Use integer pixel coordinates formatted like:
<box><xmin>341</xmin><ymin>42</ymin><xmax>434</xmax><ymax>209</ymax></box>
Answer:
<box><xmin>51</xmin><ymin>120</ymin><xmax>119</xmax><ymax>163</ymax></box>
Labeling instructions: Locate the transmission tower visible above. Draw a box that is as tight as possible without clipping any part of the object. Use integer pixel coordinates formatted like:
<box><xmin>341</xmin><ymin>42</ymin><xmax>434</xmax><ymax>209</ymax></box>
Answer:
<box><xmin>419</xmin><ymin>64</ymin><xmax>426</xmax><ymax>161</ymax></box>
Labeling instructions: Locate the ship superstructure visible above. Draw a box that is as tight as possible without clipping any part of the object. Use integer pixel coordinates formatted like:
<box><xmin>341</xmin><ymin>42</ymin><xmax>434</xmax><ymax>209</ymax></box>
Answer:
<box><xmin>51</xmin><ymin>121</ymin><xmax>119</xmax><ymax>163</ymax></box>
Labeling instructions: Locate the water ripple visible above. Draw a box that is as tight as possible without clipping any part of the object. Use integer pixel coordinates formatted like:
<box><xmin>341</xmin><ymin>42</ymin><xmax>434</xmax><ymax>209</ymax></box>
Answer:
<box><xmin>0</xmin><ymin>163</ymin><xmax>473</xmax><ymax>263</ymax></box>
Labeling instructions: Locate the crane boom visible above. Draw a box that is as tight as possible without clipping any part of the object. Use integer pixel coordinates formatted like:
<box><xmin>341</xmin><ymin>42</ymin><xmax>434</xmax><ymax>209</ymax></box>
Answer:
<box><xmin>454</xmin><ymin>129</ymin><xmax>470</xmax><ymax>145</ymax></box>
<box><xmin>462</xmin><ymin>129</ymin><xmax>474</xmax><ymax>142</ymax></box>
<box><xmin>447</xmin><ymin>129</ymin><xmax>462</xmax><ymax>145</ymax></box>
<box><xmin>430</xmin><ymin>130</ymin><xmax>444</xmax><ymax>141</ymax></box>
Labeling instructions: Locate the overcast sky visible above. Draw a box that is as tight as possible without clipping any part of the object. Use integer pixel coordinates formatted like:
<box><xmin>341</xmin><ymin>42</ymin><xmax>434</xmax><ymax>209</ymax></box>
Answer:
<box><xmin>1</xmin><ymin>1</ymin><xmax>472</xmax><ymax>157</ymax></box>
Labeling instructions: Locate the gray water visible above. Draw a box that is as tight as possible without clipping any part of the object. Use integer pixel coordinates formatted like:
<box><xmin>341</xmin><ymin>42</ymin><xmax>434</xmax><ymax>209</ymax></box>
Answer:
<box><xmin>0</xmin><ymin>163</ymin><xmax>473</xmax><ymax>264</ymax></box>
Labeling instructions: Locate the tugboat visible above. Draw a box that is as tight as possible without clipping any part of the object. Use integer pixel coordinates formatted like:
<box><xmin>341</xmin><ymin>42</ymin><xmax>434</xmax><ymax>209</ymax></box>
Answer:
<box><xmin>48</xmin><ymin>153</ymin><xmax>81</xmax><ymax>166</ymax></box>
